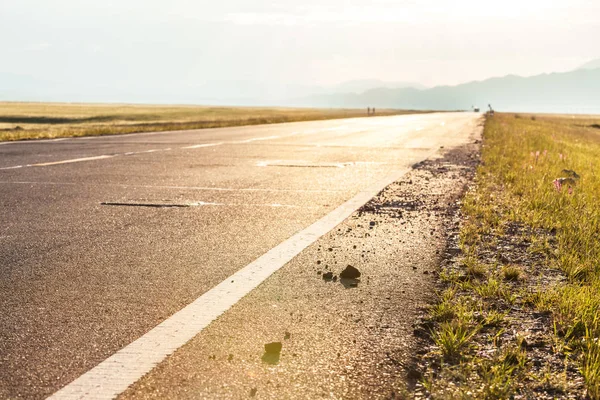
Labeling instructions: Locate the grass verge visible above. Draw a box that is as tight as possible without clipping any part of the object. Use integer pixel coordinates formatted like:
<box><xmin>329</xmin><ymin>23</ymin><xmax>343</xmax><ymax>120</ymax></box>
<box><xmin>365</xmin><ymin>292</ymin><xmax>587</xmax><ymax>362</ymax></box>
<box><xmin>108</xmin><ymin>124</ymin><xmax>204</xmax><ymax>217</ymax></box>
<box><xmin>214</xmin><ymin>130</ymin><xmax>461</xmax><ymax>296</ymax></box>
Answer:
<box><xmin>0</xmin><ymin>102</ymin><xmax>429</xmax><ymax>141</ymax></box>
<box><xmin>416</xmin><ymin>113</ymin><xmax>600</xmax><ymax>399</ymax></box>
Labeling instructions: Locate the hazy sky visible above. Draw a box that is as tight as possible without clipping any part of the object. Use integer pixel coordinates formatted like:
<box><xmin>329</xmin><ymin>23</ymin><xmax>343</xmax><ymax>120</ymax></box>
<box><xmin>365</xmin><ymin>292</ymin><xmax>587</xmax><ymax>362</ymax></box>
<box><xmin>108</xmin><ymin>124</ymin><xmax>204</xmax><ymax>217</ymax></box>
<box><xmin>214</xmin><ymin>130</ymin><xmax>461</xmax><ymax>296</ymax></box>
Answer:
<box><xmin>1</xmin><ymin>0</ymin><xmax>599</xmax><ymax>101</ymax></box>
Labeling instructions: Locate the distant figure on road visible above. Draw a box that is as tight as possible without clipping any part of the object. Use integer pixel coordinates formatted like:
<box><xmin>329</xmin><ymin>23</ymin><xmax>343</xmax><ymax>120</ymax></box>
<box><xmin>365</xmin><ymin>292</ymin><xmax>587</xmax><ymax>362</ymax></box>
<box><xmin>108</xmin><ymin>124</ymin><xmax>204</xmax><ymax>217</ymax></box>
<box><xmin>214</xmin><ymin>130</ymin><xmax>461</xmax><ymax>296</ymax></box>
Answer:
<box><xmin>372</xmin><ymin>108</ymin><xmax>375</xmax><ymax>115</ymax></box>
<box><xmin>367</xmin><ymin>107</ymin><xmax>371</xmax><ymax>116</ymax></box>
<box><xmin>488</xmin><ymin>104</ymin><xmax>495</xmax><ymax>116</ymax></box>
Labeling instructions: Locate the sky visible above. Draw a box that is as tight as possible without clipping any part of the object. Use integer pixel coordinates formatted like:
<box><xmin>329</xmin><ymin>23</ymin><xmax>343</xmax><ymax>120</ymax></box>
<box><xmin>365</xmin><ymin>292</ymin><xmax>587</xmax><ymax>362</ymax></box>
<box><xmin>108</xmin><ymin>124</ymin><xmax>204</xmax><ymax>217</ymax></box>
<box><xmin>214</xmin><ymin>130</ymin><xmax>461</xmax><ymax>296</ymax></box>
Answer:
<box><xmin>1</xmin><ymin>0</ymin><xmax>599</xmax><ymax>103</ymax></box>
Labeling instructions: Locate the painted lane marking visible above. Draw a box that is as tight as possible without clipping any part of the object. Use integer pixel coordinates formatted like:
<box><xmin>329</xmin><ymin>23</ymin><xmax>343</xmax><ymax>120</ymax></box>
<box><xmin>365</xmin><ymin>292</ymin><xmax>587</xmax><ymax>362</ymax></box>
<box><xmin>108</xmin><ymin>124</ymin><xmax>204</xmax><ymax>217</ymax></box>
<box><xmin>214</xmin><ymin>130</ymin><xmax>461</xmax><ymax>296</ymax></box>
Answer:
<box><xmin>181</xmin><ymin>142</ymin><xmax>224</xmax><ymax>149</ymax></box>
<box><xmin>0</xmin><ymin>113</ymin><xmax>451</xmax><ymax>148</ymax></box>
<box><xmin>47</xmin><ymin>157</ymin><xmax>431</xmax><ymax>400</ymax></box>
<box><xmin>1</xmin><ymin>135</ymin><xmax>278</xmax><ymax>170</ymax></box>
<box><xmin>1</xmin><ymin>148</ymin><xmax>175</xmax><ymax>170</ymax></box>
<box><xmin>235</xmin><ymin>135</ymin><xmax>280</xmax><ymax>143</ymax></box>
<box><xmin>0</xmin><ymin>138</ymin><xmax>68</xmax><ymax>145</ymax></box>
<box><xmin>179</xmin><ymin>129</ymin><xmax>353</xmax><ymax>151</ymax></box>
<box><xmin>30</xmin><ymin>155</ymin><xmax>115</xmax><ymax>167</ymax></box>
<box><xmin>0</xmin><ymin>181</ymin><xmax>346</xmax><ymax>193</ymax></box>
<box><xmin>1</xmin><ymin>121</ymin><xmax>395</xmax><ymax>170</ymax></box>
<box><xmin>180</xmin><ymin>127</ymin><xmax>347</xmax><ymax>151</ymax></box>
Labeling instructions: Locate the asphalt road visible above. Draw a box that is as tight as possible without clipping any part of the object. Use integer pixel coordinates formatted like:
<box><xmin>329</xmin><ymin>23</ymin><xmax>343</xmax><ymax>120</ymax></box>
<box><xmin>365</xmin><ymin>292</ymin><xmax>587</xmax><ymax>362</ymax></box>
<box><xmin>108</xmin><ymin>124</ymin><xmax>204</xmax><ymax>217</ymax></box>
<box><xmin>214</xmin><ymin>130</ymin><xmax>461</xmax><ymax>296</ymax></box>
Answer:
<box><xmin>0</xmin><ymin>112</ymin><xmax>480</xmax><ymax>399</ymax></box>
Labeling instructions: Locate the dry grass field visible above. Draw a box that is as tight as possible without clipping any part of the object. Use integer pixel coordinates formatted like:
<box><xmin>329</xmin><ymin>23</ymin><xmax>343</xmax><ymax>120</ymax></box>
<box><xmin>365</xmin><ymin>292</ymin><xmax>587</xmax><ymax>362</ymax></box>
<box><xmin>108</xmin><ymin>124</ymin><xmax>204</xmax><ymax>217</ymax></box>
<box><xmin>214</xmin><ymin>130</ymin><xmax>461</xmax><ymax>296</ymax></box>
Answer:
<box><xmin>0</xmin><ymin>102</ymin><xmax>426</xmax><ymax>141</ymax></box>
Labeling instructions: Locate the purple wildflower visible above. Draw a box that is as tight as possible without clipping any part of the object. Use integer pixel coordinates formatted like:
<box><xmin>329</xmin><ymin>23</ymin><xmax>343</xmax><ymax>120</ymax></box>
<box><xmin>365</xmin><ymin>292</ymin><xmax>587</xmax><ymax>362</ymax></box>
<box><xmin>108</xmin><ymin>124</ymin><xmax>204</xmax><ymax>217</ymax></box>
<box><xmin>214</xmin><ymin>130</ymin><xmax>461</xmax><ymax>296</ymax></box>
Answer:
<box><xmin>553</xmin><ymin>179</ymin><xmax>562</xmax><ymax>192</ymax></box>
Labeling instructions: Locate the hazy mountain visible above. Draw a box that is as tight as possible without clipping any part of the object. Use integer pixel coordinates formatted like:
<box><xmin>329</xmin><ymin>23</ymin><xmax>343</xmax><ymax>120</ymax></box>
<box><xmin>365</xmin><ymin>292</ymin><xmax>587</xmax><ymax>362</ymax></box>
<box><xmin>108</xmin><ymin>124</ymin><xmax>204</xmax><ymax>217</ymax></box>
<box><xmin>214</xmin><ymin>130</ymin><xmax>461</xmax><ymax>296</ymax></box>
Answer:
<box><xmin>577</xmin><ymin>59</ymin><xmax>600</xmax><ymax>70</ymax></box>
<box><xmin>0</xmin><ymin>73</ymin><xmax>425</xmax><ymax>106</ymax></box>
<box><xmin>2</xmin><ymin>67</ymin><xmax>597</xmax><ymax>114</ymax></box>
<box><xmin>329</xmin><ymin>80</ymin><xmax>426</xmax><ymax>93</ymax></box>
<box><xmin>290</xmin><ymin>68</ymin><xmax>600</xmax><ymax>114</ymax></box>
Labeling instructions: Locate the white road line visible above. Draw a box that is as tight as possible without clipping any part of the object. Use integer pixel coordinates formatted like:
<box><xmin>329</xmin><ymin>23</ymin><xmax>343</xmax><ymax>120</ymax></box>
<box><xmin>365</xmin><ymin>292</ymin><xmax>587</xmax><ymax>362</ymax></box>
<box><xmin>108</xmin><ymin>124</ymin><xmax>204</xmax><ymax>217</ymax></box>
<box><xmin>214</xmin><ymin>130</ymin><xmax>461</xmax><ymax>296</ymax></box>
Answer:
<box><xmin>30</xmin><ymin>155</ymin><xmax>115</xmax><ymax>167</ymax></box>
<box><xmin>0</xmin><ymin>121</ymin><xmax>395</xmax><ymax>170</ymax></box>
<box><xmin>0</xmin><ymin>135</ymin><xmax>276</xmax><ymax>170</ymax></box>
<box><xmin>0</xmin><ymin>181</ymin><xmax>346</xmax><ymax>193</ymax></box>
<box><xmin>1</xmin><ymin>147</ymin><xmax>177</xmax><ymax>170</ymax></box>
<box><xmin>47</xmin><ymin>156</ymin><xmax>432</xmax><ymax>400</ymax></box>
<box><xmin>0</xmin><ymin>138</ymin><xmax>68</xmax><ymax>145</ymax></box>
<box><xmin>235</xmin><ymin>135</ymin><xmax>280</xmax><ymax>143</ymax></box>
<box><xmin>181</xmin><ymin>142</ymin><xmax>224</xmax><ymax>149</ymax></box>
<box><xmin>0</xmin><ymin>114</ymin><xmax>446</xmax><ymax>149</ymax></box>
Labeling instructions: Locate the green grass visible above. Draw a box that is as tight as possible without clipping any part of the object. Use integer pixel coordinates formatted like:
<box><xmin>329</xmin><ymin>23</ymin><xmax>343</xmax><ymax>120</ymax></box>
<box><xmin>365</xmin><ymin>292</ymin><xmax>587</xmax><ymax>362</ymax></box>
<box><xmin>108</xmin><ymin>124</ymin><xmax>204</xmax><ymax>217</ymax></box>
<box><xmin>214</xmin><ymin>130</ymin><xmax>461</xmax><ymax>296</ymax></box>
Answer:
<box><xmin>0</xmin><ymin>102</ymin><xmax>428</xmax><ymax>141</ymax></box>
<box><xmin>434</xmin><ymin>319</ymin><xmax>479</xmax><ymax>362</ymax></box>
<box><xmin>423</xmin><ymin>113</ymin><xmax>600</xmax><ymax>398</ymax></box>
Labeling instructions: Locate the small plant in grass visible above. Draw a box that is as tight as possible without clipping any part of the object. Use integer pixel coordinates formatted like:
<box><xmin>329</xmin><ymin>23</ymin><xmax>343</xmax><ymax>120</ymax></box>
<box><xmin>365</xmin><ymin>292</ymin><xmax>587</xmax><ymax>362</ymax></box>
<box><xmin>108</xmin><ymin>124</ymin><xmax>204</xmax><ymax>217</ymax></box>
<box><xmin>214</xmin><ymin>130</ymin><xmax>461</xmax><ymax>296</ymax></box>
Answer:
<box><xmin>500</xmin><ymin>344</ymin><xmax>527</xmax><ymax>370</ymax></box>
<box><xmin>464</xmin><ymin>257</ymin><xmax>488</xmax><ymax>279</ymax></box>
<box><xmin>439</xmin><ymin>268</ymin><xmax>461</xmax><ymax>284</ymax></box>
<box><xmin>501</xmin><ymin>265</ymin><xmax>522</xmax><ymax>281</ymax></box>
<box><xmin>529</xmin><ymin>234</ymin><xmax>553</xmax><ymax>256</ymax></box>
<box><xmin>430</xmin><ymin>288</ymin><xmax>460</xmax><ymax>322</ymax></box>
<box><xmin>473</xmin><ymin>278</ymin><xmax>503</xmax><ymax>299</ymax></box>
<box><xmin>430</xmin><ymin>299</ymin><xmax>456</xmax><ymax>323</ymax></box>
<box><xmin>433</xmin><ymin>320</ymin><xmax>480</xmax><ymax>362</ymax></box>
<box><xmin>482</xmin><ymin>309</ymin><xmax>506</xmax><ymax>328</ymax></box>
<box><xmin>582</xmin><ymin>341</ymin><xmax>600</xmax><ymax>400</ymax></box>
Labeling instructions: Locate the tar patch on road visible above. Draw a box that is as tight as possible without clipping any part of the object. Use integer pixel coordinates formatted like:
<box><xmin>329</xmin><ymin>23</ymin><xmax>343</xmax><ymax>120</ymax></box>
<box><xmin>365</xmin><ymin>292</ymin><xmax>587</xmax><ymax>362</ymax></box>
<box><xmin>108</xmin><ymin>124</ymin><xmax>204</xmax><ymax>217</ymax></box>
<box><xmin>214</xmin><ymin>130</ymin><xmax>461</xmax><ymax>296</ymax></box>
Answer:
<box><xmin>101</xmin><ymin>201</ymin><xmax>193</xmax><ymax>208</ymax></box>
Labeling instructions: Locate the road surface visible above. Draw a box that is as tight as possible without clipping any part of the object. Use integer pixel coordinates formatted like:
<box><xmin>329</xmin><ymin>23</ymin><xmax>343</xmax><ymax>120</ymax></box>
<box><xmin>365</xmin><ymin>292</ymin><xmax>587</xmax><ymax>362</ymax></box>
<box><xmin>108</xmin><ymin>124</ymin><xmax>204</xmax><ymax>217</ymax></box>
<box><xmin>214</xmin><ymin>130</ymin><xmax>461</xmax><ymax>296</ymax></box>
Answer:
<box><xmin>0</xmin><ymin>113</ymin><xmax>481</xmax><ymax>399</ymax></box>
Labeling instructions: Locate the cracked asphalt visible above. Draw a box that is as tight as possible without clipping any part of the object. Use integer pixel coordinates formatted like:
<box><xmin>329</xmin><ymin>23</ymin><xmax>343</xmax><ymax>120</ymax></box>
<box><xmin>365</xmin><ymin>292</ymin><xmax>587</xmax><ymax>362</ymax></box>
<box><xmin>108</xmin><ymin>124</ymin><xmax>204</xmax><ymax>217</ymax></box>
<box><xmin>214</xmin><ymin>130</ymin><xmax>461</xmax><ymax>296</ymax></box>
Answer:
<box><xmin>0</xmin><ymin>113</ymin><xmax>481</xmax><ymax>399</ymax></box>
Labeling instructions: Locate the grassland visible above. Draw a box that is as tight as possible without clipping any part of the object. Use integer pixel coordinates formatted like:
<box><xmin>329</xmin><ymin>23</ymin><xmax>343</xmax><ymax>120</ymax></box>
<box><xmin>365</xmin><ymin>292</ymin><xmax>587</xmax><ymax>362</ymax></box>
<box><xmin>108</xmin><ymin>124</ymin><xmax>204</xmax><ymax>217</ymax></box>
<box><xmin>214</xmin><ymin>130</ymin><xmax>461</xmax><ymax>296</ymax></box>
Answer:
<box><xmin>420</xmin><ymin>113</ymin><xmax>600</xmax><ymax>398</ymax></box>
<box><xmin>0</xmin><ymin>102</ymin><xmax>424</xmax><ymax>142</ymax></box>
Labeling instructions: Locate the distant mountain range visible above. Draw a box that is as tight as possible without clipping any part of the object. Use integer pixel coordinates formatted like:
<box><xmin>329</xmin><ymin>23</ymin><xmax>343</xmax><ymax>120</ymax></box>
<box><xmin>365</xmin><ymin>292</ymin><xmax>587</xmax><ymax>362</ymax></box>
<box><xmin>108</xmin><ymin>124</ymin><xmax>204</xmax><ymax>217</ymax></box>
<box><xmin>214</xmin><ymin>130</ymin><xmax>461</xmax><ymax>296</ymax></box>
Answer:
<box><xmin>578</xmin><ymin>58</ymin><xmax>600</xmax><ymax>71</ymax></box>
<box><xmin>0</xmin><ymin>75</ymin><xmax>425</xmax><ymax>106</ymax></box>
<box><xmin>288</xmin><ymin>60</ymin><xmax>600</xmax><ymax>114</ymax></box>
<box><xmin>327</xmin><ymin>79</ymin><xmax>427</xmax><ymax>93</ymax></box>
<box><xmin>1</xmin><ymin>60</ymin><xmax>599</xmax><ymax>113</ymax></box>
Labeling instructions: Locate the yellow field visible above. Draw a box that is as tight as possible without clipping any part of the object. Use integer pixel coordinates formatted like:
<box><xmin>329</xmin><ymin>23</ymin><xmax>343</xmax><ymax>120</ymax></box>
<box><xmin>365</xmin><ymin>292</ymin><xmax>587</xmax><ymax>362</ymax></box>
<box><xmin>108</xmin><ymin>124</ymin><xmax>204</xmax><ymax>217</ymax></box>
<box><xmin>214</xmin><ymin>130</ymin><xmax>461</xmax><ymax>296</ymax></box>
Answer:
<box><xmin>0</xmin><ymin>102</ymin><xmax>426</xmax><ymax>141</ymax></box>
